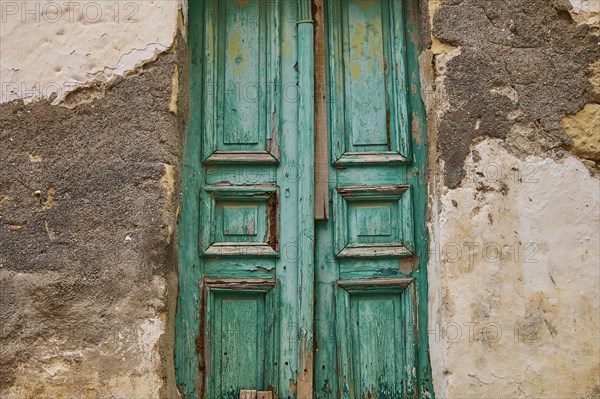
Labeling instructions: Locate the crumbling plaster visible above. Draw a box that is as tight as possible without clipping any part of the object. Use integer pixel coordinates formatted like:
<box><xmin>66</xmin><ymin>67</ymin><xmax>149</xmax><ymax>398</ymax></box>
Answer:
<box><xmin>431</xmin><ymin>0</ymin><xmax>600</xmax><ymax>188</ymax></box>
<box><xmin>0</xmin><ymin>1</ymin><xmax>183</xmax><ymax>395</ymax></box>
<box><xmin>426</xmin><ymin>0</ymin><xmax>600</xmax><ymax>397</ymax></box>
<box><xmin>428</xmin><ymin>139</ymin><xmax>600</xmax><ymax>397</ymax></box>
<box><xmin>568</xmin><ymin>0</ymin><xmax>600</xmax><ymax>28</ymax></box>
<box><xmin>0</xmin><ymin>0</ymin><xmax>179</xmax><ymax>104</ymax></box>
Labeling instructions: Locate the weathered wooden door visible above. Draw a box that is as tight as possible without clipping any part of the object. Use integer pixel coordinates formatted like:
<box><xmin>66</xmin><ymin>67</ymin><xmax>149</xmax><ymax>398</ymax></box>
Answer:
<box><xmin>176</xmin><ymin>0</ymin><xmax>432</xmax><ymax>398</ymax></box>
<box><xmin>177</xmin><ymin>0</ymin><xmax>315</xmax><ymax>398</ymax></box>
<box><xmin>314</xmin><ymin>0</ymin><xmax>432</xmax><ymax>397</ymax></box>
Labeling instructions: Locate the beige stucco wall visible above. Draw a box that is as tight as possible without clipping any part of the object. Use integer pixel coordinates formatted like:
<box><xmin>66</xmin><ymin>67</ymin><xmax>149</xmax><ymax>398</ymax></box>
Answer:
<box><xmin>428</xmin><ymin>139</ymin><xmax>600</xmax><ymax>397</ymax></box>
<box><xmin>427</xmin><ymin>0</ymin><xmax>600</xmax><ymax>397</ymax></box>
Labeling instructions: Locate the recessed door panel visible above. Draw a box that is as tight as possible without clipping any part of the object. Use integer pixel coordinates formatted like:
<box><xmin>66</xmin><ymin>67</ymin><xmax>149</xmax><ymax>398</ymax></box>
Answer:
<box><xmin>333</xmin><ymin>185</ymin><xmax>414</xmax><ymax>257</ymax></box>
<box><xmin>223</xmin><ymin>0</ymin><xmax>262</xmax><ymax>146</ymax></box>
<box><xmin>335</xmin><ymin>280</ymin><xmax>417</xmax><ymax>399</ymax></box>
<box><xmin>344</xmin><ymin>0</ymin><xmax>387</xmax><ymax>149</ymax></box>
<box><xmin>203</xmin><ymin>0</ymin><xmax>281</xmax><ymax>164</ymax></box>
<box><xmin>327</xmin><ymin>0</ymin><xmax>411</xmax><ymax>165</ymax></box>
<box><xmin>201</xmin><ymin>184</ymin><xmax>279</xmax><ymax>256</ymax></box>
<box><xmin>204</xmin><ymin>280</ymin><xmax>279</xmax><ymax>399</ymax></box>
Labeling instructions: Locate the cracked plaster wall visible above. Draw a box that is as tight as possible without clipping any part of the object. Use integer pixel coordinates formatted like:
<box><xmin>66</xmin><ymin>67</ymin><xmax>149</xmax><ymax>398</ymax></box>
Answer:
<box><xmin>426</xmin><ymin>0</ymin><xmax>600</xmax><ymax>397</ymax></box>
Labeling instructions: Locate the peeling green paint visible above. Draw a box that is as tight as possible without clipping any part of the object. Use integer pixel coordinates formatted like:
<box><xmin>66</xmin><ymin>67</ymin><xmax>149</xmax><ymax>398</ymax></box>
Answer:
<box><xmin>177</xmin><ymin>0</ymin><xmax>432</xmax><ymax>397</ymax></box>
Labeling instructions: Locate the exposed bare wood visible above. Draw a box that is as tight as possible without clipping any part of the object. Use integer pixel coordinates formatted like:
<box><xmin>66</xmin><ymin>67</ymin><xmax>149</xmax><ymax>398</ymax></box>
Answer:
<box><xmin>337</xmin><ymin>277</ymin><xmax>414</xmax><ymax>291</ymax></box>
<box><xmin>204</xmin><ymin>243</ymin><xmax>279</xmax><ymax>257</ymax></box>
<box><xmin>334</xmin><ymin>152</ymin><xmax>408</xmax><ymax>165</ymax></box>
<box><xmin>297</xmin><ymin>336</ymin><xmax>314</xmax><ymax>399</ymax></box>
<box><xmin>203</xmin><ymin>278</ymin><xmax>277</xmax><ymax>291</ymax></box>
<box><xmin>266</xmin><ymin>188</ymin><xmax>280</xmax><ymax>252</ymax></box>
<box><xmin>204</xmin><ymin>183</ymin><xmax>277</xmax><ymax>193</ymax></box>
<box><xmin>257</xmin><ymin>391</ymin><xmax>273</xmax><ymax>399</ymax></box>
<box><xmin>338</xmin><ymin>244</ymin><xmax>412</xmax><ymax>258</ymax></box>
<box><xmin>314</xmin><ymin>0</ymin><xmax>329</xmax><ymax>220</ymax></box>
<box><xmin>399</xmin><ymin>255</ymin><xmax>419</xmax><ymax>274</ymax></box>
<box><xmin>240</xmin><ymin>390</ymin><xmax>257</xmax><ymax>399</ymax></box>
<box><xmin>269</xmin><ymin>111</ymin><xmax>280</xmax><ymax>160</ymax></box>
<box><xmin>336</xmin><ymin>184</ymin><xmax>409</xmax><ymax>197</ymax></box>
<box><xmin>204</xmin><ymin>151</ymin><xmax>279</xmax><ymax>165</ymax></box>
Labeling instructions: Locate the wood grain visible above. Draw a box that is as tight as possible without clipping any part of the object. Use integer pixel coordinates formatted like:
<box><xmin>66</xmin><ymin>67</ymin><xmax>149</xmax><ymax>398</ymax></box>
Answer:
<box><xmin>314</xmin><ymin>0</ymin><xmax>329</xmax><ymax>220</ymax></box>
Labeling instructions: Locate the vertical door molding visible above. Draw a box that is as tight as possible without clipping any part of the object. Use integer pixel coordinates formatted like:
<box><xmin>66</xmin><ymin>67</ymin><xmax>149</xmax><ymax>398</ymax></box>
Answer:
<box><xmin>175</xmin><ymin>1</ymin><xmax>205</xmax><ymax>397</ymax></box>
<box><xmin>296</xmin><ymin>0</ymin><xmax>315</xmax><ymax>396</ymax></box>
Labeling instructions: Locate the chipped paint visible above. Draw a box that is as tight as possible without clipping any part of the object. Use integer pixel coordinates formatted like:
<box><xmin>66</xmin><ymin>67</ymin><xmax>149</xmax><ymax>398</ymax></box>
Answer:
<box><xmin>282</xmin><ymin>38</ymin><xmax>293</xmax><ymax>57</ymax></box>
<box><xmin>235</xmin><ymin>0</ymin><xmax>253</xmax><ymax>7</ymax></box>
<box><xmin>297</xmin><ymin>337</ymin><xmax>314</xmax><ymax>399</ymax></box>
<box><xmin>355</xmin><ymin>0</ymin><xmax>376</xmax><ymax>9</ymax></box>
<box><xmin>228</xmin><ymin>32</ymin><xmax>250</xmax><ymax>76</ymax></box>
<box><xmin>349</xmin><ymin>18</ymin><xmax>383</xmax><ymax>80</ymax></box>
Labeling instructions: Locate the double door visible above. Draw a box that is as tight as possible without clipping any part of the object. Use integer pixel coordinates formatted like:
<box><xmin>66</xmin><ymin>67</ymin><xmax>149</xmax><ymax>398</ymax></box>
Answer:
<box><xmin>176</xmin><ymin>0</ymin><xmax>432</xmax><ymax>397</ymax></box>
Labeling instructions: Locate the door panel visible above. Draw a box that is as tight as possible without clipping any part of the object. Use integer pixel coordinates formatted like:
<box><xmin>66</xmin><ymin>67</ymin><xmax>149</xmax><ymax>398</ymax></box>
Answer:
<box><xmin>200</xmin><ymin>184</ymin><xmax>279</xmax><ymax>256</ymax></box>
<box><xmin>177</xmin><ymin>0</ymin><xmax>314</xmax><ymax>397</ymax></box>
<box><xmin>335</xmin><ymin>279</ymin><xmax>416</xmax><ymax>398</ymax></box>
<box><xmin>327</xmin><ymin>0</ymin><xmax>410</xmax><ymax>165</ymax></box>
<box><xmin>315</xmin><ymin>0</ymin><xmax>425</xmax><ymax>397</ymax></box>
<box><xmin>204</xmin><ymin>279</ymin><xmax>279</xmax><ymax>399</ymax></box>
<box><xmin>202</xmin><ymin>0</ymin><xmax>280</xmax><ymax>163</ymax></box>
<box><xmin>333</xmin><ymin>184</ymin><xmax>414</xmax><ymax>257</ymax></box>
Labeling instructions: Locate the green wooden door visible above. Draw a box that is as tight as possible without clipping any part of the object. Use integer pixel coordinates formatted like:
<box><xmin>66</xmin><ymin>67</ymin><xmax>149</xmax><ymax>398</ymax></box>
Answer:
<box><xmin>176</xmin><ymin>0</ymin><xmax>433</xmax><ymax>398</ymax></box>
<box><xmin>314</xmin><ymin>0</ymin><xmax>433</xmax><ymax>397</ymax></box>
